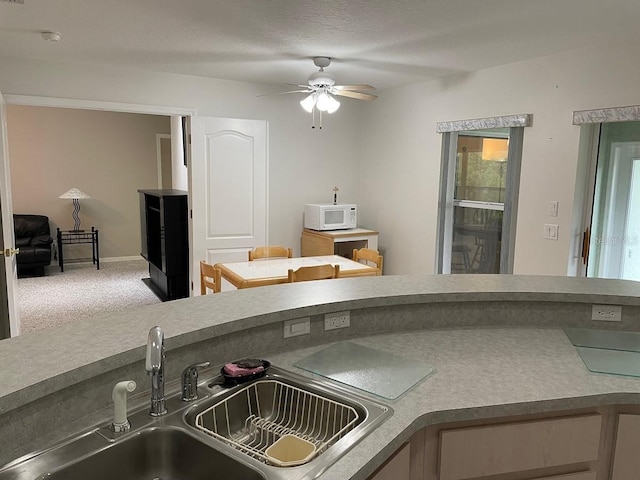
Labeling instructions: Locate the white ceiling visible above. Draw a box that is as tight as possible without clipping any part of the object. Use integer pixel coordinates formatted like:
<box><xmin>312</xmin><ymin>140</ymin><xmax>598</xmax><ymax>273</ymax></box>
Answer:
<box><xmin>1</xmin><ymin>0</ymin><xmax>639</xmax><ymax>91</ymax></box>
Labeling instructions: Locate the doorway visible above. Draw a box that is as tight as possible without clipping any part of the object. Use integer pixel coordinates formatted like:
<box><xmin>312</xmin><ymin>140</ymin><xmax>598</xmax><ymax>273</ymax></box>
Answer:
<box><xmin>0</xmin><ymin>94</ymin><xmax>194</xmax><ymax>337</ymax></box>
<box><xmin>585</xmin><ymin>121</ymin><xmax>640</xmax><ymax>279</ymax></box>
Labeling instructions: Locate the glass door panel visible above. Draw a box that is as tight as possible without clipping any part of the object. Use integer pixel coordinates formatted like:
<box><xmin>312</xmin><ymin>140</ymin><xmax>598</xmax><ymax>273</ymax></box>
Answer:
<box><xmin>587</xmin><ymin>121</ymin><xmax>640</xmax><ymax>279</ymax></box>
<box><xmin>455</xmin><ymin>134</ymin><xmax>509</xmax><ymax>203</ymax></box>
<box><xmin>451</xmin><ymin>206</ymin><xmax>503</xmax><ymax>274</ymax></box>
<box><xmin>448</xmin><ymin>129</ymin><xmax>508</xmax><ymax>274</ymax></box>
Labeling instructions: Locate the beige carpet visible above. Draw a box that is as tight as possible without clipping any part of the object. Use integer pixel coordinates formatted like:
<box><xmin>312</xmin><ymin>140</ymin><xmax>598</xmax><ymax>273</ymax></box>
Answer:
<box><xmin>17</xmin><ymin>259</ymin><xmax>161</xmax><ymax>334</ymax></box>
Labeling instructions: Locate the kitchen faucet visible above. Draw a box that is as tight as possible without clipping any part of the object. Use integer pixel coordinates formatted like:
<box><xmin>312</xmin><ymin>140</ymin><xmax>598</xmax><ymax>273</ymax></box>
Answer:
<box><xmin>145</xmin><ymin>325</ymin><xmax>167</xmax><ymax>416</ymax></box>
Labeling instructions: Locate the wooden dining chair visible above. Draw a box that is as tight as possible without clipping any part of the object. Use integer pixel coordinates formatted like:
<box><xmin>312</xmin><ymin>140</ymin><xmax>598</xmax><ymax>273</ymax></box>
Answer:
<box><xmin>248</xmin><ymin>246</ymin><xmax>293</xmax><ymax>261</ymax></box>
<box><xmin>287</xmin><ymin>264</ymin><xmax>340</xmax><ymax>283</ymax></box>
<box><xmin>200</xmin><ymin>260</ymin><xmax>221</xmax><ymax>294</ymax></box>
<box><xmin>352</xmin><ymin>248</ymin><xmax>383</xmax><ymax>274</ymax></box>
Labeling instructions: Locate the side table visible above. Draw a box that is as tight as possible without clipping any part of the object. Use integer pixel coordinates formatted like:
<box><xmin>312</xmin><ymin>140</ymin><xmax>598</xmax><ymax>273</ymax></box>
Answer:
<box><xmin>57</xmin><ymin>227</ymin><xmax>100</xmax><ymax>272</ymax></box>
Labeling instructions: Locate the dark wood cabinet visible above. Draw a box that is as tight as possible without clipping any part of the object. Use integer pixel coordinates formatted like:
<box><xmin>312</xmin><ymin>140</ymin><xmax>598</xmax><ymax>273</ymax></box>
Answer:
<box><xmin>138</xmin><ymin>189</ymin><xmax>189</xmax><ymax>301</ymax></box>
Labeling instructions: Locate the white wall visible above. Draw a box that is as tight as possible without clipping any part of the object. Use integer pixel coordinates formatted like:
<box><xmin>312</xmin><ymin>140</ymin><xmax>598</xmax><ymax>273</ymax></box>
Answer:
<box><xmin>359</xmin><ymin>42</ymin><xmax>640</xmax><ymax>275</ymax></box>
<box><xmin>0</xmin><ymin>57</ymin><xmax>363</xmax><ymax>257</ymax></box>
<box><xmin>3</xmin><ymin>41</ymin><xmax>640</xmax><ymax>276</ymax></box>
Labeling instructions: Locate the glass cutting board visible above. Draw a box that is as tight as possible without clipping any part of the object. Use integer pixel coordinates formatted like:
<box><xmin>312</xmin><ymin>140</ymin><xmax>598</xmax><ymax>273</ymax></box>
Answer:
<box><xmin>565</xmin><ymin>327</ymin><xmax>640</xmax><ymax>353</ymax></box>
<box><xmin>294</xmin><ymin>341</ymin><xmax>435</xmax><ymax>400</ymax></box>
<box><xmin>565</xmin><ymin>327</ymin><xmax>640</xmax><ymax>378</ymax></box>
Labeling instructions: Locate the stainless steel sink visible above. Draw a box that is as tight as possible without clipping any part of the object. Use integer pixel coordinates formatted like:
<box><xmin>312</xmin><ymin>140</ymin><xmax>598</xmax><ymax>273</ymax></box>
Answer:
<box><xmin>35</xmin><ymin>427</ymin><xmax>264</xmax><ymax>480</ymax></box>
<box><xmin>184</xmin><ymin>366</ymin><xmax>393</xmax><ymax>480</ymax></box>
<box><xmin>0</xmin><ymin>366</ymin><xmax>391</xmax><ymax>480</ymax></box>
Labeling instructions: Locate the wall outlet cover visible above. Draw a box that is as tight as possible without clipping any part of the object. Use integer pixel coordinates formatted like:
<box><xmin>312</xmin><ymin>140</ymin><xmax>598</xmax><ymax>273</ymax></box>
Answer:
<box><xmin>591</xmin><ymin>305</ymin><xmax>622</xmax><ymax>322</ymax></box>
<box><xmin>324</xmin><ymin>311</ymin><xmax>350</xmax><ymax>330</ymax></box>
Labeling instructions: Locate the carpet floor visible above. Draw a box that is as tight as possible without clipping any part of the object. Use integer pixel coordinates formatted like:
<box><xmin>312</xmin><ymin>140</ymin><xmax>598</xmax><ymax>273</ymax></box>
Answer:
<box><xmin>17</xmin><ymin>259</ymin><xmax>161</xmax><ymax>334</ymax></box>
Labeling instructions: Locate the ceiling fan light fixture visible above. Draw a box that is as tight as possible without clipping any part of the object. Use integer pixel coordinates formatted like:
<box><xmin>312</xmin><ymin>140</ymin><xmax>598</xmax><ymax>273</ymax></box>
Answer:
<box><xmin>326</xmin><ymin>95</ymin><xmax>340</xmax><ymax>113</ymax></box>
<box><xmin>315</xmin><ymin>91</ymin><xmax>332</xmax><ymax>112</ymax></box>
<box><xmin>300</xmin><ymin>93</ymin><xmax>316</xmax><ymax>113</ymax></box>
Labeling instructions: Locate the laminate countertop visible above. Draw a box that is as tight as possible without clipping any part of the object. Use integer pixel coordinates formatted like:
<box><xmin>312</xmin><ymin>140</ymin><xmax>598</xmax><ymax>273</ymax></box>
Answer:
<box><xmin>2</xmin><ymin>274</ymin><xmax>640</xmax><ymax>476</ymax></box>
<box><xmin>268</xmin><ymin>327</ymin><xmax>640</xmax><ymax>480</ymax></box>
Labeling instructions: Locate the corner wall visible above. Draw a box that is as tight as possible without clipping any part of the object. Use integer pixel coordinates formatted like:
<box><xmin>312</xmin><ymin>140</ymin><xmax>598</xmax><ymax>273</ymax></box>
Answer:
<box><xmin>0</xmin><ymin>58</ymin><xmax>364</xmax><ymax>259</ymax></box>
<box><xmin>359</xmin><ymin>42</ymin><xmax>640</xmax><ymax>275</ymax></box>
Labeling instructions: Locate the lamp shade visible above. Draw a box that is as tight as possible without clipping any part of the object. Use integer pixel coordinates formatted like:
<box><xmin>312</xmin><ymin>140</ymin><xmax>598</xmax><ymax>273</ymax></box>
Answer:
<box><xmin>59</xmin><ymin>188</ymin><xmax>91</xmax><ymax>199</ymax></box>
<box><xmin>300</xmin><ymin>93</ymin><xmax>316</xmax><ymax>113</ymax></box>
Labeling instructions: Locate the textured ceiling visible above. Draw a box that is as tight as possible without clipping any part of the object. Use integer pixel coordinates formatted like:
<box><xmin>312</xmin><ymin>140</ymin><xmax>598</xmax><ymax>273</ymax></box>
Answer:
<box><xmin>1</xmin><ymin>0</ymin><xmax>639</xmax><ymax>91</ymax></box>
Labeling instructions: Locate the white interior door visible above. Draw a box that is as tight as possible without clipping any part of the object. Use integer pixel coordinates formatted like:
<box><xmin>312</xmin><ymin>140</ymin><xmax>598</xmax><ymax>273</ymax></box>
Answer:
<box><xmin>0</xmin><ymin>91</ymin><xmax>20</xmax><ymax>336</ymax></box>
<box><xmin>188</xmin><ymin>116</ymin><xmax>268</xmax><ymax>293</ymax></box>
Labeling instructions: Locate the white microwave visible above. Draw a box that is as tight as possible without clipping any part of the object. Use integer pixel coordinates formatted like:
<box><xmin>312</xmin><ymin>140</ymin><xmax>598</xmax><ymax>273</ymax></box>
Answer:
<box><xmin>304</xmin><ymin>203</ymin><xmax>357</xmax><ymax>231</ymax></box>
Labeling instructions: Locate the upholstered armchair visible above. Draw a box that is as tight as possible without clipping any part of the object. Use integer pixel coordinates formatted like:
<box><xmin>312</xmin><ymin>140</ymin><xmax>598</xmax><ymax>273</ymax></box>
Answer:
<box><xmin>13</xmin><ymin>214</ymin><xmax>53</xmax><ymax>276</ymax></box>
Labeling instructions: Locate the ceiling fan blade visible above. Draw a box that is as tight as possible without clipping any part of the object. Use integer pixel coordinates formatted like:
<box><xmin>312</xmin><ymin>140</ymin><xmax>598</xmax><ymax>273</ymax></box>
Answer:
<box><xmin>334</xmin><ymin>85</ymin><xmax>376</xmax><ymax>91</ymax></box>
<box><xmin>333</xmin><ymin>90</ymin><xmax>378</xmax><ymax>101</ymax></box>
<box><xmin>258</xmin><ymin>89</ymin><xmax>313</xmax><ymax>97</ymax></box>
<box><xmin>285</xmin><ymin>83</ymin><xmax>313</xmax><ymax>89</ymax></box>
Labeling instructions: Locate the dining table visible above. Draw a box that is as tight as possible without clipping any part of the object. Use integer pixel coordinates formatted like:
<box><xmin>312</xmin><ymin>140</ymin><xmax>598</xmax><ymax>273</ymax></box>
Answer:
<box><xmin>214</xmin><ymin>254</ymin><xmax>380</xmax><ymax>290</ymax></box>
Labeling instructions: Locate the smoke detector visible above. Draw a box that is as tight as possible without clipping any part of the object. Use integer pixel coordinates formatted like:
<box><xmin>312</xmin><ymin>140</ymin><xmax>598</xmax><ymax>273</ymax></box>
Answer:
<box><xmin>41</xmin><ymin>31</ymin><xmax>61</xmax><ymax>42</ymax></box>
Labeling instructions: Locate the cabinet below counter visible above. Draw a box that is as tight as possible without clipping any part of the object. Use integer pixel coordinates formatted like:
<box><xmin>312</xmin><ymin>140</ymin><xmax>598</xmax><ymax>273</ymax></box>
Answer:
<box><xmin>301</xmin><ymin>228</ymin><xmax>379</xmax><ymax>260</ymax></box>
<box><xmin>372</xmin><ymin>406</ymin><xmax>640</xmax><ymax>480</ymax></box>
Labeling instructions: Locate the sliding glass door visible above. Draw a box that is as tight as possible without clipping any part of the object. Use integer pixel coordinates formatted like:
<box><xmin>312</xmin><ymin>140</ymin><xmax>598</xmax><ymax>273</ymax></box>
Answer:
<box><xmin>436</xmin><ymin>115</ymin><xmax>528</xmax><ymax>275</ymax></box>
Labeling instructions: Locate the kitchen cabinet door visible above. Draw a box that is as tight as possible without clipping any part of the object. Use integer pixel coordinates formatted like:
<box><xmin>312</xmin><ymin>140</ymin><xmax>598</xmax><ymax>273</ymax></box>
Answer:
<box><xmin>611</xmin><ymin>413</ymin><xmax>640</xmax><ymax>479</ymax></box>
<box><xmin>368</xmin><ymin>443</ymin><xmax>410</xmax><ymax>480</ymax></box>
<box><xmin>439</xmin><ymin>414</ymin><xmax>602</xmax><ymax>480</ymax></box>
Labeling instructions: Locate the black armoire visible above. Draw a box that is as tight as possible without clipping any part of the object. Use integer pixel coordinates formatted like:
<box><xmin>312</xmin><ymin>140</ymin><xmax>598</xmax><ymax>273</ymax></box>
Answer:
<box><xmin>138</xmin><ymin>189</ymin><xmax>189</xmax><ymax>300</ymax></box>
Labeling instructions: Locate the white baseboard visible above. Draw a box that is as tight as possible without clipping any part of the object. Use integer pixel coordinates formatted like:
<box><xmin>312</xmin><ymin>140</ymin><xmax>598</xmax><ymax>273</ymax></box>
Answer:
<box><xmin>50</xmin><ymin>256</ymin><xmax>143</xmax><ymax>266</ymax></box>
<box><xmin>101</xmin><ymin>256</ymin><xmax>144</xmax><ymax>263</ymax></box>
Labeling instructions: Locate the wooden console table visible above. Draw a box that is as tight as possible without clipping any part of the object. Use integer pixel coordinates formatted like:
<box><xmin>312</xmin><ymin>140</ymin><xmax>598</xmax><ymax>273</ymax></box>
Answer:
<box><xmin>301</xmin><ymin>228</ymin><xmax>379</xmax><ymax>258</ymax></box>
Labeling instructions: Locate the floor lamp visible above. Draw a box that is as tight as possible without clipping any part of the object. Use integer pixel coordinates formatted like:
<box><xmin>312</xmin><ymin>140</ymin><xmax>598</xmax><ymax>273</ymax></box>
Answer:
<box><xmin>59</xmin><ymin>188</ymin><xmax>91</xmax><ymax>232</ymax></box>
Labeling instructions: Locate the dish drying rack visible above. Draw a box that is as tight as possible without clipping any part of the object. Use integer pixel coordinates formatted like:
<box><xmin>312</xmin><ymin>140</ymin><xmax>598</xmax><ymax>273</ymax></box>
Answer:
<box><xmin>194</xmin><ymin>379</ymin><xmax>361</xmax><ymax>466</ymax></box>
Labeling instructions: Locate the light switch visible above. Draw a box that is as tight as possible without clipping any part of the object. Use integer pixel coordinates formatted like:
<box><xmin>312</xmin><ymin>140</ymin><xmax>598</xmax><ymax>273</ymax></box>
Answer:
<box><xmin>548</xmin><ymin>201</ymin><xmax>558</xmax><ymax>217</ymax></box>
<box><xmin>543</xmin><ymin>223</ymin><xmax>558</xmax><ymax>240</ymax></box>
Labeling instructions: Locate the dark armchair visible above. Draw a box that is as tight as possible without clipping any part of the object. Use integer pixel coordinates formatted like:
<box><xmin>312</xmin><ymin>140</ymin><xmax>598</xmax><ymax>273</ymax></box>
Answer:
<box><xmin>13</xmin><ymin>214</ymin><xmax>53</xmax><ymax>276</ymax></box>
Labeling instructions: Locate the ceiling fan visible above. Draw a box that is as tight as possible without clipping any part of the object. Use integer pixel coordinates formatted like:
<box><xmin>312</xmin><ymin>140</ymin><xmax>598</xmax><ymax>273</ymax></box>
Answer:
<box><xmin>267</xmin><ymin>57</ymin><xmax>377</xmax><ymax>129</ymax></box>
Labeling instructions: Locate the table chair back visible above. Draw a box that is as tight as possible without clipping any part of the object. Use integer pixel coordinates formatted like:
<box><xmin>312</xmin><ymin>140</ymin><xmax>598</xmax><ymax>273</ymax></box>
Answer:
<box><xmin>200</xmin><ymin>260</ymin><xmax>221</xmax><ymax>294</ymax></box>
<box><xmin>288</xmin><ymin>264</ymin><xmax>340</xmax><ymax>282</ymax></box>
<box><xmin>249</xmin><ymin>246</ymin><xmax>293</xmax><ymax>261</ymax></box>
<box><xmin>352</xmin><ymin>248</ymin><xmax>383</xmax><ymax>273</ymax></box>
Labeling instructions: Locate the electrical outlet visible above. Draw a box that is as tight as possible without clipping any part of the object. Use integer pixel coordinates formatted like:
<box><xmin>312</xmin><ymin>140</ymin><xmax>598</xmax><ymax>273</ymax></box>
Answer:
<box><xmin>324</xmin><ymin>311</ymin><xmax>350</xmax><ymax>330</ymax></box>
<box><xmin>591</xmin><ymin>305</ymin><xmax>622</xmax><ymax>322</ymax></box>
<box><xmin>283</xmin><ymin>317</ymin><xmax>310</xmax><ymax>338</ymax></box>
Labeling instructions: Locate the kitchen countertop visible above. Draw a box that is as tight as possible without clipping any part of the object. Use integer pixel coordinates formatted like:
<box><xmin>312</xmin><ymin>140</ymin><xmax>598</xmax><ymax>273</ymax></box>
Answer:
<box><xmin>269</xmin><ymin>327</ymin><xmax>640</xmax><ymax>480</ymax></box>
<box><xmin>3</xmin><ymin>274</ymin><xmax>640</xmax><ymax>476</ymax></box>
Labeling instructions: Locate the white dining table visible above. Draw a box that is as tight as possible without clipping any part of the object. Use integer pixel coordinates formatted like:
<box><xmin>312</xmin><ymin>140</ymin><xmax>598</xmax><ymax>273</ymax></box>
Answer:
<box><xmin>214</xmin><ymin>255</ymin><xmax>380</xmax><ymax>289</ymax></box>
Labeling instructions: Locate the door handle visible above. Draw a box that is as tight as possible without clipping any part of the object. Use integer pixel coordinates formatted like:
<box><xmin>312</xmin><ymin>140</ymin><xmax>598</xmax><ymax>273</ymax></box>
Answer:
<box><xmin>1</xmin><ymin>248</ymin><xmax>19</xmax><ymax>256</ymax></box>
<box><xmin>581</xmin><ymin>228</ymin><xmax>590</xmax><ymax>265</ymax></box>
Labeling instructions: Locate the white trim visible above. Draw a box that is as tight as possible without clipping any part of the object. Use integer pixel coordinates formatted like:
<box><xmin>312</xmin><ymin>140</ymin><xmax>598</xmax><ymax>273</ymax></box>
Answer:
<box><xmin>453</xmin><ymin>200</ymin><xmax>505</xmax><ymax>211</ymax></box>
<box><xmin>63</xmin><ymin>256</ymin><xmax>142</xmax><ymax>266</ymax></box>
<box><xmin>156</xmin><ymin>134</ymin><xmax>171</xmax><ymax>188</ymax></box>
<box><xmin>101</xmin><ymin>256</ymin><xmax>144</xmax><ymax>263</ymax></box>
<box><xmin>573</xmin><ymin>105</ymin><xmax>640</xmax><ymax>125</ymax></box>
<box><xmin>436</xmin><ymin>114</ymin><xmax>531</xmax><ymax>133</ymax></box>
<box><xmin>3</xmin><ymin>94</ymin><xmax>197</xmax><ymax>116</ymax></box>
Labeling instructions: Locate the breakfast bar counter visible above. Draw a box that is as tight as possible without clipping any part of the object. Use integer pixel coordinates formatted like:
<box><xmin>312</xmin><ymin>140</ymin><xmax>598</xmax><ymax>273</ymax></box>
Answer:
<box><xmin>3</xmin><ymin>274</ymin><xmax>640</xmax><ymax>477</ymax></box>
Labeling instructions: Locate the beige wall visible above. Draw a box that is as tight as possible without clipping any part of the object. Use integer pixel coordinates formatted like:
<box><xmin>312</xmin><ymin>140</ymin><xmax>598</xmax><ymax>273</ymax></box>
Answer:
<box><xmin>6</xmin><ymin>106</ymin><xmax>170</xmax><ymax>259</ymax></box>
<box><xmin>358</xmin><ymin>41</ymin><xmax>640</xmax><ymax>275</ymax></box>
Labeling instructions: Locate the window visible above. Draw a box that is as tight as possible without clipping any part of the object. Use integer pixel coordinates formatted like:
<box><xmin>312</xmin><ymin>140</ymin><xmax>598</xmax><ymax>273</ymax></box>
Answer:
<box><xmin>436</xmin><ymin>114</ymin><xmax>530</xmax><ymax>274</ymax></box>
